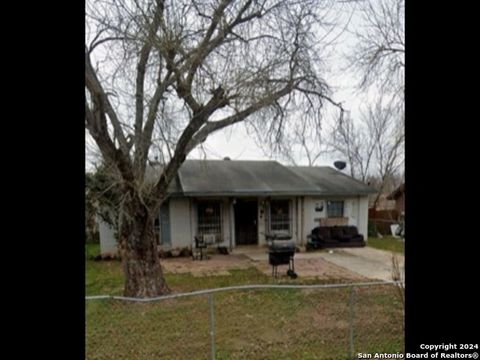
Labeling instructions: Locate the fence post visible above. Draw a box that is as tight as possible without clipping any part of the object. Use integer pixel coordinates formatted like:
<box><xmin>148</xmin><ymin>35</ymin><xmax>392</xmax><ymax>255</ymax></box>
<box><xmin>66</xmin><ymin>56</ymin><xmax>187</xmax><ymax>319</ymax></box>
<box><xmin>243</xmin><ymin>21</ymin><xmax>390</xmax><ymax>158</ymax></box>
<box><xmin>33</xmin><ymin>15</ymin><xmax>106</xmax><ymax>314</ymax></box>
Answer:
<box><xmin>209</xmin><ymin>293</ymin><xmax>216</xmax><ymax>360</ymax></box>
<box><xmin>349</xmin><ymin>286</ymin><xmax>356</xmax><ymax>359</ymax></box>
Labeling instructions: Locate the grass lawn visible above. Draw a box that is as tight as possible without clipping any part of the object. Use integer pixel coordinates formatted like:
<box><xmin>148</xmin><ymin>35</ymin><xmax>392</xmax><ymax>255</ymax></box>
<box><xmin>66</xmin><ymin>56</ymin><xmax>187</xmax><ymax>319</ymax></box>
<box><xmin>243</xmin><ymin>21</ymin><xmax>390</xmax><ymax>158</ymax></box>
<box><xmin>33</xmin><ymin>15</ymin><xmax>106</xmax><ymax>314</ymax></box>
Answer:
<box><xmin>367</xmin><ymin>236</ymin><xmax>404</xmax><ymax>254</ymax></box>
<box><xmin>86</xmin><ymin>253</ymin><xmax>404</xmax><ymax>359</ymax></box>
<box><xmin>85</xmin><ymin>243</ymin><xmax>100</xmax><ymax>259</ymax></box>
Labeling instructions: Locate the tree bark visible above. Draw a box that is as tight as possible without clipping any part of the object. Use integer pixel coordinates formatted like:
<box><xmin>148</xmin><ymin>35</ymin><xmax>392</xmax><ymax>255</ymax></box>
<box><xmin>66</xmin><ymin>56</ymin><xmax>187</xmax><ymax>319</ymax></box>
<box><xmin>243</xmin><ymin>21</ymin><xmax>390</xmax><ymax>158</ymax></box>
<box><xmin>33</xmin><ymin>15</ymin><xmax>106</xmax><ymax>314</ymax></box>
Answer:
<box><xmin>118</xmin><ymin>201</ymin><xmax>170</xmax><ymax>298</ymax></box>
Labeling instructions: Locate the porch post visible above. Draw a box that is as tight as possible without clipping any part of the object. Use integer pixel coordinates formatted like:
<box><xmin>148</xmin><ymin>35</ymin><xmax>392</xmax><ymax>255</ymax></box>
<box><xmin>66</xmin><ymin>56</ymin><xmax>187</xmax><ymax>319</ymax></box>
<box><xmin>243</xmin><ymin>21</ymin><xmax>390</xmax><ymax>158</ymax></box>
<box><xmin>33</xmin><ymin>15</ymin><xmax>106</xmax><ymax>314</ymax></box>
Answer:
<box><xmin>229</xmin><ymin>198</ymin><xmax>235</xmax><ymax>251</ymax></box>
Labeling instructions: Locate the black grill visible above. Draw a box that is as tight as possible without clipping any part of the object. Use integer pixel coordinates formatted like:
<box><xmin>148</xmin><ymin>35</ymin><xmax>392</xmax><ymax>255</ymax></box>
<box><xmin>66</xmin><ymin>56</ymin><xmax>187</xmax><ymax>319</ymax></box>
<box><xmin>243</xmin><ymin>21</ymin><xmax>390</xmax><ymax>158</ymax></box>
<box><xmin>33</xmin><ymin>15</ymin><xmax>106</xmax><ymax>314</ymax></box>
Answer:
<box><xmin>268</xmin><ymin>239</ymin><xmax>297</xmax><ymax>278</ymax></box>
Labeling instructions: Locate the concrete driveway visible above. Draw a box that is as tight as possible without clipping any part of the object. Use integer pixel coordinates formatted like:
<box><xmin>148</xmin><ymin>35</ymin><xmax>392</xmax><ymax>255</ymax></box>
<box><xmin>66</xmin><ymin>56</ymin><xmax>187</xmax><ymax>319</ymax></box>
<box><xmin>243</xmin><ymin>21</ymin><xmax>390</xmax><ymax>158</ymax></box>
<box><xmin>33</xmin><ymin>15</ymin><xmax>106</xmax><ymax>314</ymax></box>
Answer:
<box><xmin>236</xmin><ymin>246</ymin><xmax>404</xmax><ymax>282</ymax></box>
<box><xmin>162</xmin><ymin>246</ymin><xmax>404</xmax><ymax>281</ymax></box>
<box><xmin>314</xmin><ymin>247</ymin><xmax>404</xmax><ymax>281</ymax></box>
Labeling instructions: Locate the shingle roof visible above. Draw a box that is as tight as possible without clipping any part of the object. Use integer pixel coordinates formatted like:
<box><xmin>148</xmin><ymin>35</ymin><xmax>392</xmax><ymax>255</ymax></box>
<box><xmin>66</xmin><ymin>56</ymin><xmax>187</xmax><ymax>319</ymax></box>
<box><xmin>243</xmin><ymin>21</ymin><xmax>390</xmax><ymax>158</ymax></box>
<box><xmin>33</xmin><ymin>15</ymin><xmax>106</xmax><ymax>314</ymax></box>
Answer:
<box><xmin>287</xmin><ymin>166</ymin><xmax>377</xmax><ymax>196</ymax></box>
<box><xmin>169</xmin><ymin>160</ymin><xmax>376</xmax><ymax>196</ymax></box>
<box><xmin>145</xmin><ymin>164</ymin><xmax>183</xmax><ymax>194</ymax></box>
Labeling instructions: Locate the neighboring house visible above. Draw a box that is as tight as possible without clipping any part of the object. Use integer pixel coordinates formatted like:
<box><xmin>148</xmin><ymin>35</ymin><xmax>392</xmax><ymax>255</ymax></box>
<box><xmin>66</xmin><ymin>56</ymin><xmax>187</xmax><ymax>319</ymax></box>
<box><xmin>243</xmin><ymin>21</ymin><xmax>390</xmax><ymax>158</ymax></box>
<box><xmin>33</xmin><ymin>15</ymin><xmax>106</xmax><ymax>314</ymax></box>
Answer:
<box><xmin>370</xmin><ymin>193</ymin><xmax>396</xmax><ymax>211</ymax></box>
<box><xmin>99</xmin><ymin>159</ymin><xmax>376</xmax><ymax>255</ymax></box>
<box><xmin>387</xmin><ymin>183</ymin><xmax>405</xmax><ymax>216</ymax></box>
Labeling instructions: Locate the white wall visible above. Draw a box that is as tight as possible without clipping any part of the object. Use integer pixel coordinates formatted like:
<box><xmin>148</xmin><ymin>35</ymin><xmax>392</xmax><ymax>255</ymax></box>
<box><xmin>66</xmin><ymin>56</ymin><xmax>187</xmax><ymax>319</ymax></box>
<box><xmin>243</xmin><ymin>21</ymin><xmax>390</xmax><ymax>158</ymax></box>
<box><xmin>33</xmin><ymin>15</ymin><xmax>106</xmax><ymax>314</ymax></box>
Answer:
<box><xmin>98</xmin><ymin>218</ymin><xmax>117</xmax><ymax>255</ymax></box>
<box><xmin>98</xmin><ymin>194</ymin><xmax>371</xmax><ymax>252</ymax></box>
<box><xmin>358</xmin><ymin>196</ymin><xmax>369</xmax><ymax>240</ymax></box>
<box><xmin>301</xmin><ymin>196</ymin><xmax>370</xmax><ymax>241</ymax></box>
<box><xmin>220</xmin><ymin>198</ymin><xmax>232</xmax><ymax>247</ymax></box>
<box><xmin>169</xmin><ymin>198</ymin><xmax>193</xmax><ymax>248</ymax></box>
<box><xmin>98</xmin><ymin>198</ymin><xmax>193</xmax><ymax>253</ymax></box>
<box><xmin>303</xmin><ymin>197</ymin><xmax>327</xmax><ymax>237</ymax></box>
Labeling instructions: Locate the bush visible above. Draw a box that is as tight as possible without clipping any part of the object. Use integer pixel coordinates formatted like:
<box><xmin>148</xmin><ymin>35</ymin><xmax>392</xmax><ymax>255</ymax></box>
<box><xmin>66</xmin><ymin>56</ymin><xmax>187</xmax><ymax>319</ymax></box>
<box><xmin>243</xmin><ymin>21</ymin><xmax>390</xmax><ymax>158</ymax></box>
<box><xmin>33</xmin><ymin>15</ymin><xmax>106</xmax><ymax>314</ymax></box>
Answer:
<box><xmin>86</xmin><ymin>230</ymin><xmax>100</xmax><ymax>244</ymax></box>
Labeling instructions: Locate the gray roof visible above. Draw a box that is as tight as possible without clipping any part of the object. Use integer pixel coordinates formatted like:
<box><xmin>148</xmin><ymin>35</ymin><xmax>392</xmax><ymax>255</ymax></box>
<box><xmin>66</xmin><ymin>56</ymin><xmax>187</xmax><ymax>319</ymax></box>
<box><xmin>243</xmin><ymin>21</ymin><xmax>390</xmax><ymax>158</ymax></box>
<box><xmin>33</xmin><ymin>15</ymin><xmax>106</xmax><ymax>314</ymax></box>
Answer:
<box><xmin>169</xmin><ymin>160</ymin><xmax>376</xmax><ymax>197</ymax></box>
<box><xmin>287</xmin><ymin>166</ymin><xmax>377</xmax><ymax>196</ymax></box>
<box><xmin>145</xmin><ymin>164</ymin><xmax>183</xmax><ymax>194</ymax></box>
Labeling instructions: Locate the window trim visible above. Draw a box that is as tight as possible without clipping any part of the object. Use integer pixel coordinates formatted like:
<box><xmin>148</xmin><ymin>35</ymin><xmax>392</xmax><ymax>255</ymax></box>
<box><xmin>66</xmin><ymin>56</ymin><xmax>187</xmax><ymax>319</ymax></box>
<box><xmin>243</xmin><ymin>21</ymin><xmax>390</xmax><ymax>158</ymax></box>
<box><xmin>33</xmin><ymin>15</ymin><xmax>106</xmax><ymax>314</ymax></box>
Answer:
<box><xmin>267</xmin><ymin>199</ymin><xmax>292</xmax><ymax>236</ymax></box>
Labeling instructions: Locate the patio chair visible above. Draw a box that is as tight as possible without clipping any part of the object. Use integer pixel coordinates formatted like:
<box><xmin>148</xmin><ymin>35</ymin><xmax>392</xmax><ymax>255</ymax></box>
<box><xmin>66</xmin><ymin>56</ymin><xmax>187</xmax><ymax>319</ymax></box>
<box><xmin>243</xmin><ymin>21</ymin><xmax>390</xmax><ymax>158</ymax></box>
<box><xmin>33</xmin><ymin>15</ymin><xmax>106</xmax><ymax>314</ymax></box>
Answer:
<box><xmin>192</xmin><ymin>236</ymin><xmax>208</xmax><ymax>260</ymax></box>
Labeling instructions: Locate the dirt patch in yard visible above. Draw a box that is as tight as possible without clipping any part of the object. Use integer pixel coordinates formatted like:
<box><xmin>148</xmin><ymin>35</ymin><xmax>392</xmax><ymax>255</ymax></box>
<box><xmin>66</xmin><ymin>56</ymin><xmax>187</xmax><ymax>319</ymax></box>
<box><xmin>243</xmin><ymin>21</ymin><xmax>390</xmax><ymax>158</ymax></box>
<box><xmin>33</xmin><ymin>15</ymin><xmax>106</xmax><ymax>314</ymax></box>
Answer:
<box><xmin>162</xmin><ymin>254</ymin><xmax>255</xmax><ymax>276</ymax></box>
<box><xmin>255</xmin><ymin>257</ymin><xmax>368</xmax><ymax>281</ymax></box>
<box><xmin>161</xmin><ymin>253</ymin><xmax>367</xmax><ymax>281</ymax></box>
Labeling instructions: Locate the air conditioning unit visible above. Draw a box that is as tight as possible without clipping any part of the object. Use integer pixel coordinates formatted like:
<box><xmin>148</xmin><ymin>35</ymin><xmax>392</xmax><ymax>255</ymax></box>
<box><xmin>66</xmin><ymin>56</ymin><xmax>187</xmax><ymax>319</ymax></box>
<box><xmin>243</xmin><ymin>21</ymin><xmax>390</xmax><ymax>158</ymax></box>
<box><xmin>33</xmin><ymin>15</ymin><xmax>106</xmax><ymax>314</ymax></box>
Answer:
<box><xmin>203</xmin><ymin>234</ymin><xmax>216</xmax><ymax>245</ymax></box>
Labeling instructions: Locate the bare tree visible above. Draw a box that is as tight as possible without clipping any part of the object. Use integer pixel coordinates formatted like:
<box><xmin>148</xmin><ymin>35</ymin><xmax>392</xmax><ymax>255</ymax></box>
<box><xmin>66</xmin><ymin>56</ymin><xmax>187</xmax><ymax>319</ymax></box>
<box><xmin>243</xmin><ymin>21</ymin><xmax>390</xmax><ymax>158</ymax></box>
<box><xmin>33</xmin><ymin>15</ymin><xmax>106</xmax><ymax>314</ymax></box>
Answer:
<box><xmin>325</xmin><ymin>0</ymin><xmax>404</xmax><ymax>203</ymax></box>
<box><xmin>274</xmin><ymin>115</ymin><xmax>330</xmax><ymax>166</ymax></box>
<box><xmin>328</xmin><ymin>99</ymin><xmax>404</xmax><ymax>205</ymax></box>
<box><xmin>328</xmin><ymin>110</ymin><xmax>374</xmax><ymax>181</ymax></box>
<box><xmin>85</xmin><ymin>0</ymin><xmax>345</xmax><ymax>297</ymax></box>
<box><xmin>348</xmin><ymin>0</ymin><xmax>404</xmax><ymax>103</ymax></box>
<box><xmin>365</xmin><ymin>101</ymin><xmax>404</xmax><ymax>207</ymax></box>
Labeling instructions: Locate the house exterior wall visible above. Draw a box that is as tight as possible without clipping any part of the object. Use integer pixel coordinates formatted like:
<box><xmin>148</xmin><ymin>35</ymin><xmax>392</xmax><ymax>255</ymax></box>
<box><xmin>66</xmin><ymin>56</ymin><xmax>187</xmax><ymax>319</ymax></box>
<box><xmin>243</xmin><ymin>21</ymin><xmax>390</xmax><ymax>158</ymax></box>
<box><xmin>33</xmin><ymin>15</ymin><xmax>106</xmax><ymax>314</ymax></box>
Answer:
<box><xmin>300</xmin><ymin>195</ymin><xmax>370</xmax><ymax>243</ymax></box>
<box><xmin>303</xmin><ymin>197</ymin><xmax>326</xmax><ymax>238</ymax></box>
<box><xmin>98</xmin><ymin>194</ymin><xmax>372</xmax><ymax>252</ymax></box>
<box><xmin>169</xmin><ymin>198</ymin><xmax>193</xmax><ymax>248</ymax></box>
<box><xmin>357</xmin><ymin>196</ymin><xmax>369</xmax><ymax>240</ymax></box>
<box><xmin>395</xmin><ymin>193</ymin><xmax>405</xmax><ymax>214</ymax></box>
<box><xmin>98</xmin><ymin>217</ymin><xmax>117</xmax><ymax>255</ymax></box>
<box><xmin>221</xmin><ymin>198</ymin><xmax>232</xmax><ymax>247</ymax></box>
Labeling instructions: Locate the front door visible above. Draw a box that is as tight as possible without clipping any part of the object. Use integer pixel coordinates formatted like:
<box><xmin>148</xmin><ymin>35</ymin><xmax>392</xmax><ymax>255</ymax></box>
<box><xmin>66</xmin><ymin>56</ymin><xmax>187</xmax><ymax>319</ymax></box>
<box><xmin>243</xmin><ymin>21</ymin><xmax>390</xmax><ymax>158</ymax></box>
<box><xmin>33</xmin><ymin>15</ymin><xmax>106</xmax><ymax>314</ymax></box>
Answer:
<box><xmin>234</xmin><ymin>200</ymin><xmax>258</xmax><ymax>245</ymax></box>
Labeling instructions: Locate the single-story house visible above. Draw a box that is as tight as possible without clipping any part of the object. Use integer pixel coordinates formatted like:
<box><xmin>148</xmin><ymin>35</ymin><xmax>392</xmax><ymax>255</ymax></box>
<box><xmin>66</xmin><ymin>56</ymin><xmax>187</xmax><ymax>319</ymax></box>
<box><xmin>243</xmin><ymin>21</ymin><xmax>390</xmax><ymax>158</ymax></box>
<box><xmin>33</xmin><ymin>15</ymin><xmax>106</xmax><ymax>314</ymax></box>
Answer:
<box><xmin>99</xmin><ymin>159</ymin><xmax>376</xmax><ymax>254</ymax></box>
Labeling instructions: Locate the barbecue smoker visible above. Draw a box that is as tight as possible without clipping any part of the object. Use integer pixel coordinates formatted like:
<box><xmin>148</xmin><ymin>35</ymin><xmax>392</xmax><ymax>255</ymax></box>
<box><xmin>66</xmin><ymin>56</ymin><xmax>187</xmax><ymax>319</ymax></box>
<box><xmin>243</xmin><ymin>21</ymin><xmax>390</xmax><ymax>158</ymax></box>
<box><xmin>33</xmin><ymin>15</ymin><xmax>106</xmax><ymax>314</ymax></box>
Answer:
<box><xmin>268</xmin><ymin>238</ymin><xmax>298</xmax><ymax>279</ymax></box>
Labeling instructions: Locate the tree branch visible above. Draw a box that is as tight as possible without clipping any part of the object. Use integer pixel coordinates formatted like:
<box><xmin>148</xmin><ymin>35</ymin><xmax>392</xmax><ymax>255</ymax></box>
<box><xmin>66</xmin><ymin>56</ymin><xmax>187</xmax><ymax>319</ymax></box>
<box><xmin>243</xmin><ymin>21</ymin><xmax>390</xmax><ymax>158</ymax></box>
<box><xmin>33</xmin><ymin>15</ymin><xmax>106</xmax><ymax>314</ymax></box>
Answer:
<box><xmin>85</xmin><ymin>51</ymin><xmax>130</xmax><ymax>155</ymax></box>
<box><xmin>133</xmin><ymin>0</ymin><xmax>165</xmax><ymax>173</ymax></box>
<box><xmin>185</xmin><ymin>81</ymin><xmax>297</xmax><ymax>153</ymax></box>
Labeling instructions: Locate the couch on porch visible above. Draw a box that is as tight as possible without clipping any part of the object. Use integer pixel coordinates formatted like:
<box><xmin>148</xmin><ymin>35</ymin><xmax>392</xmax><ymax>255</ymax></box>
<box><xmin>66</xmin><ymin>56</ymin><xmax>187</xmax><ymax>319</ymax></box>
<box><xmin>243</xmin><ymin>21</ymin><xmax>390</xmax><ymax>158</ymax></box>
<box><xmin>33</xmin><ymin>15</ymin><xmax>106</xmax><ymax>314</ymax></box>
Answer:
<box><xmin>306</xmin><ymin>225</ymin><xmax>366</xmax><ymax>250</ymax></box>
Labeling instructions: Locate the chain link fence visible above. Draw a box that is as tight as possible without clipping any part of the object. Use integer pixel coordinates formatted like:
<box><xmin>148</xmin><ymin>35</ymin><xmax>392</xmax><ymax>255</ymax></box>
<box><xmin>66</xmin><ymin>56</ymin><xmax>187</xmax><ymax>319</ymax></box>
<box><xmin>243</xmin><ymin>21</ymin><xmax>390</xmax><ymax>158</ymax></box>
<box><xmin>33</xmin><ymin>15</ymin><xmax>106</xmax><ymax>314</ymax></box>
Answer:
<box><xmin>86</xmin><ymin>282</ymin><xmax>404</xmax><ymax>359</ymax></box>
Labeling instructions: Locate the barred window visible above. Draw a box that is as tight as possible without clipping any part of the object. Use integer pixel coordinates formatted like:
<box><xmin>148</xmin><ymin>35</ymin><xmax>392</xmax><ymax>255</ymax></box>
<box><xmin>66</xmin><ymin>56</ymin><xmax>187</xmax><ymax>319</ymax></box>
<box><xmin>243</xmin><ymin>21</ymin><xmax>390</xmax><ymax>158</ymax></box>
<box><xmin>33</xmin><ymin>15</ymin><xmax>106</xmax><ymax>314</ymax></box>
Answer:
<box><xmin>327</xmin><ymin>200</ymin><xmax>344</xmax><ymax>218</ymax></box>
<box><xmin>197</xmin><ymin>202</ymin><xmax>222</xmax><ymax>238</ymax></box>
<box><xmin>269</xmin><ymin>200</ymin><xmax>291</xmax><ymax>234</ymax></box>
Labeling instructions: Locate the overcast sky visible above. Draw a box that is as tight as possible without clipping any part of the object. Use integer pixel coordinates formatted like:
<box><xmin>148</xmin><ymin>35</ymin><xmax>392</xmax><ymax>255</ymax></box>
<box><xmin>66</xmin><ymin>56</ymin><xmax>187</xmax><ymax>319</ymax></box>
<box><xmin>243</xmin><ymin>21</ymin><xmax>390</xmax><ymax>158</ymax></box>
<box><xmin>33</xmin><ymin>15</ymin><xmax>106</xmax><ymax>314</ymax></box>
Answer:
<box><xmin>187</xmin><ymin>55</ymin><xmax>376</xmax><ymax>167</ymax></box>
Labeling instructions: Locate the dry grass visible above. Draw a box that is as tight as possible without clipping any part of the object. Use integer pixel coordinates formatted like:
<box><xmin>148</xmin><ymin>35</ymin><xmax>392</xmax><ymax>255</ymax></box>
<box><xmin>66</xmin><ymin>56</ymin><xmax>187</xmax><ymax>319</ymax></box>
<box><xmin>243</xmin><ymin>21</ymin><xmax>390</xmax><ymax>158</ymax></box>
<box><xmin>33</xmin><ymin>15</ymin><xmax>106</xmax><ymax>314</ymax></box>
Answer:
<box><xmin>86</xmin><ymin>259</ymin><xmax>404</xmax><ymax>359</ymax></box>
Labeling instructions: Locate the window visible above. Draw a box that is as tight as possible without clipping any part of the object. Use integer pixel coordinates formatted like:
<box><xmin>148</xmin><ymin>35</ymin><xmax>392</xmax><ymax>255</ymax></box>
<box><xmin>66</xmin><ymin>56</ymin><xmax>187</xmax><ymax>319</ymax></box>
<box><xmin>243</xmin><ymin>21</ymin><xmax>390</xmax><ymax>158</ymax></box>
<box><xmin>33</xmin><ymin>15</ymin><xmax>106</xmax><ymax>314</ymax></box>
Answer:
<box><xmin>327</xmin><ymin>200</ymin><xmax>344</xmax><ymax>218</ymax></box>
<box><xmin>197</xmin><ymin>202</ymin><xmax>222</xmax><ymax>239</ymax></box>
<box><xmin>269</xmin><ymin>200</ymin><xmax>291</xmax><ymax>234</ymax></box>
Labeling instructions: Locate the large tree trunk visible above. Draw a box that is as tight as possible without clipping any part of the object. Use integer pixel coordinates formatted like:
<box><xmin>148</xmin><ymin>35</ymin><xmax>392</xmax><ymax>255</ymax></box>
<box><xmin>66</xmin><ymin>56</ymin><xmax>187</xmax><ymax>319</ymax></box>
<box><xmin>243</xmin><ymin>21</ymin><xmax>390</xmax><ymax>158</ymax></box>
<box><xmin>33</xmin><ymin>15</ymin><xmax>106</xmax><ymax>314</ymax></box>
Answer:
<box><xmin>118</xmin><ymin>203</ymin><xmax>170</xmax><ymax>298</ymax></box>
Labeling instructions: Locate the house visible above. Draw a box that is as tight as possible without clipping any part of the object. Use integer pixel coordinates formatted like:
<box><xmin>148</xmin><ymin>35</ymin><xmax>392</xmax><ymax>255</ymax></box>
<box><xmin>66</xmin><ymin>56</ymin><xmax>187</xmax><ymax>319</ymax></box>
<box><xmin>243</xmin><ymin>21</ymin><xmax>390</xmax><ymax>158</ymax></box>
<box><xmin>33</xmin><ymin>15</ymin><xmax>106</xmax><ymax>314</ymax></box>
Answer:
<box><xmin>387</xmin><ymin>183</ymin><xmax>405</xmax><ymax>216</ymax></box>
<box><xmin>369</xmin><ymin>193</ymin><xmax>396</xmax><ymax>211</ymax></box>
<box><xmin>99</xmin><ymin>159</ymin><xmax>376</xmax><ymax>255</ymax></box>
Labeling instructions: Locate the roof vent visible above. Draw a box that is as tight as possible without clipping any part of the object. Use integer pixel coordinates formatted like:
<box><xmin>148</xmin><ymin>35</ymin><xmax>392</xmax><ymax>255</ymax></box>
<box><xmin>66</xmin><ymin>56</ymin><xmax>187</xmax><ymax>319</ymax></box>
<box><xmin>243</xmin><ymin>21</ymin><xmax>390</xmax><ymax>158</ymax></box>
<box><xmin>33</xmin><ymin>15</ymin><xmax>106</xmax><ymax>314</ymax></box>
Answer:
<box><xmin>223</xmin><ymin>157</ymin><xmax>231</xmax><ymax>161</ymax></box>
